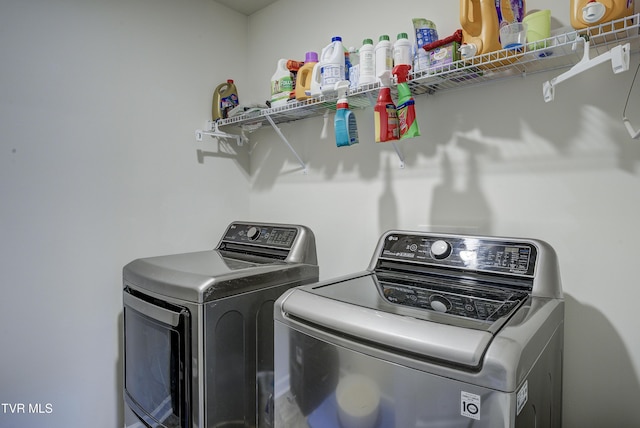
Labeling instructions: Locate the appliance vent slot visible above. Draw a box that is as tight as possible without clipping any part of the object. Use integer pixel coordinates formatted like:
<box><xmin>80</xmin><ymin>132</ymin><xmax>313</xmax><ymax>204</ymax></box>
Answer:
<box><xmin>218</xmin><ymin>242</ymin><xmax>289</xmax><ymax>261</ymax></box>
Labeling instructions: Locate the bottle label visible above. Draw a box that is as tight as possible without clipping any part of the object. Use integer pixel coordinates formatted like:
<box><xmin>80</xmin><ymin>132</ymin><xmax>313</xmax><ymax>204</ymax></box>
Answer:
<box><xmin>321</xmin><ymin>64</ymin><xmax>344</xmax><ymax>88</ymax></box>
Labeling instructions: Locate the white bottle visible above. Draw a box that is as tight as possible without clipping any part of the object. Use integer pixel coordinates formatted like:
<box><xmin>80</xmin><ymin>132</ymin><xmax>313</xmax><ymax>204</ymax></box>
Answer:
<box><xmin>270</xmin><ymin>58</ymin><xmax>293</xmax><ymax>108</ymax></box>
<box><xmin>358</xmin><ymin>38</ymin><xmax>376</xmax><ymax>87</ymax></box>
<box><xmin>393</xmin><ymin>32</ymin><xmax>412</xmax><ymax>68</ymax></box>
<box><xmin>320</xmin><ymin>36</ymin><xmax>345</xmax><ymax>95</ymax></box>
<box><xmin>375</xmin><ymin>35</ymin><xmax>392</xmax><ymax>84</ymax></box>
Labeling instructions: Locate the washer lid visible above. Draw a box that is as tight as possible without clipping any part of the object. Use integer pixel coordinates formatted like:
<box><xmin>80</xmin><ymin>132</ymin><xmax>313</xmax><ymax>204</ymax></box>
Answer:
<box><xmin>123</xmin><ymin>249</ymin><xmax>317</xmax><ymax>302</ymax></box>
<box><xmin>279</xmin><ymin>274</ymin><xmax>496</xmax><ymax>368</ymax></box>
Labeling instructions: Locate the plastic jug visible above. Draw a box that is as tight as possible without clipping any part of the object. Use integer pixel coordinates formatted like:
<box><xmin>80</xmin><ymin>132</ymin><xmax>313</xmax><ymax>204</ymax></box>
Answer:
<box><xmin>295</xmin><ymin>52</ymin><xmax>318</xmax><ymax>101</ymax></box>
<box><xmin>271</xmin><ymin>59</ymin><xmax>293</xmax><ymax>108</ymax></box>
<box><xmin>320</xmin><ymin>36</ymin><xmax>345</xmax><ymax>95</ymax></box>
<box><xmin>358</xmin><ymin>38</ymin><xmax>376</xmax><ymax>87</ymax></box>
<box><xmin>375</xmin><ymin>35</ymin><xmax>393</xmax><ymax>84</ymax></box>
<box><xmin>393</xmin><ymin>33</ymin><xmax>413</xmax><ymax>67</ymax></box>
<box><xmin>570</xmin><ymin>0</ymin><xmax>635</xmax><ymax>30</ymax></box>
<box><xmin>459</xmin><ymin>0</ymin><xmax>503</xmax><ymax>59</ymax></box>
<box><xmin>212</xmin><ymin>79</ymin><xmax>239</xmax><ymax>121</ymax></box>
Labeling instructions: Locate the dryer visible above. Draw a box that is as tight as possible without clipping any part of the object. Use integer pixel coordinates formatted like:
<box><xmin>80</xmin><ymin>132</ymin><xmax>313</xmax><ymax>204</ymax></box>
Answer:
<box><xmin>274</xmin><ymin>230</ymin><xmax>563</xmax><ymax>428</ymax></box>
<box><xmin>122</xmin><ymin>221</ymin><xmax>318</xmax><ymax>428</ymax></box>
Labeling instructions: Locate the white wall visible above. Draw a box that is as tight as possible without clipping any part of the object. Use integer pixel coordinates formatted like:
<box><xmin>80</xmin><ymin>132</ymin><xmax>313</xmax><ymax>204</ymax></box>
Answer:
<box><xmin>247</xmin><ymin>0</ymin><xmax>640</xmax><ymax>426</ymax></box>
<box><xmin>0</xmin><ymin>1</ymin><xmax>249</xmax><ymax>427</ymax></box>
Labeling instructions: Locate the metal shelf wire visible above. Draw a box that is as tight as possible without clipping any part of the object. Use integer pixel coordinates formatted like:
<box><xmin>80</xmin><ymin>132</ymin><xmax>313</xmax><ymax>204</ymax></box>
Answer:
<box><xmin>214</xmin><ymin>14</ymin><xmax>639</xmax><ymax>131</ymax></box>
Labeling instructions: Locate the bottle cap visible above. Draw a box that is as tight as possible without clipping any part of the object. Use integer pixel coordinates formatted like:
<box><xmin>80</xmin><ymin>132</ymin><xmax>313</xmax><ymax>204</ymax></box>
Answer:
<box><xmin>227</xmin><ymin>79</ymin><xmax>234</xmax><ymax>83</ymax></box>
<box><xmin>363</xmin><ymin>38</ymin><xmax>373</xmax><ymax>45</ymax></box>
<box><xmin>397</xmin><ymin>33</ymin><xmax>408</xmax><ymax>40</ymax></box>
<box><xmin>379</xmin><ymin>35</ymin><xmax>390</xmax><ymax>41</ymax></box>
<box><xmin>332</xmin><ymin>36</ymin><xmax>342</xmax><ymax>42</ymax></box>
<box><xmin>305</xmin><ymin>51</ymin><xmax>318</xmax><ymax>63</ymax></box>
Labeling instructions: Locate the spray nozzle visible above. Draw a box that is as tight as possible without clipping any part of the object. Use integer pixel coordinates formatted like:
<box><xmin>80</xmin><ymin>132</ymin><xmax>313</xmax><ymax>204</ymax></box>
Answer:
<box><xmin>334</xmin><ymin>80</ymin><xmax>350</xmax><ymax>100</ymax></box>
<box><xmin>392</xmin><ymin>64</ymin><xmax>411</xmax><ymax>84</ymax></box>
<box><xmin>378</xmin><ymin>70</ymin><xmax>392</xmax><ymax>87</ymax></box>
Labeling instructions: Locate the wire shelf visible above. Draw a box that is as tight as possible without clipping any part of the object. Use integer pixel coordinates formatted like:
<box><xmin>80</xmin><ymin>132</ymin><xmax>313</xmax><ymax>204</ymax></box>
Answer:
<box><xmin>215</xmin><ymin>14</ymin><xmax>640</xmax><ymax>131</ymax></box>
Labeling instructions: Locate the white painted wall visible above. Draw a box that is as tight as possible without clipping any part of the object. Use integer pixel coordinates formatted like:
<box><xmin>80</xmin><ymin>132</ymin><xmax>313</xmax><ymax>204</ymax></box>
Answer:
<box><xmin>0</xmin><ymin>1</ymin><xmax>249</xmax><ymax>427</ymax></box>
<box><xmin>247</xmin><ymin>0</ymin><xmax>640</xmax><ymax>426</ymax></box>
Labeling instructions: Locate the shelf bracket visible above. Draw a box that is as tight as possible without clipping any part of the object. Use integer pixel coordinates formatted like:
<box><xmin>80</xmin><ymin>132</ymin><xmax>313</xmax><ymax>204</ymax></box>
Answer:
<box><xmin>543</xmin><ymin>38</ymin><xmax>631</xmax><ymax>102</ymax></box>
<box><xmin>391</xmin><ymin>142</ymin><xmax>406</xmax><ymax>169</ymax></box>
<box><xmin>265</xmin><ymin>115</ymin><xmax>308</xmax><ymax>174</ymax></box>
<box><xmin>195</xmin><ymin>121</ymin><xmax>248</xmax><ymax>146</ymax></box>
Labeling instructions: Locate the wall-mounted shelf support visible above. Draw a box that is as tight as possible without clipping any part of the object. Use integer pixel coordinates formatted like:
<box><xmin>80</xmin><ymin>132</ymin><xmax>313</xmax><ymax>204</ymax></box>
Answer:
<box><xmin>265</xmin><ymin>115</ymin><xmax>308</xmax><ymax>174</ymax></box>
<box><xmin>391</xmin><ymin>142</ymin><xmax>406</xmax><ymax>169</ymax></box>
<box><xmin>543</xmin><ymin>38</ymin><xmax>631</xmax><ymax>102</ymax></box>
<box><xmin>196</xmin><ymin>121</ymin><xmax>248</xmax><ymax>146</ymax></box>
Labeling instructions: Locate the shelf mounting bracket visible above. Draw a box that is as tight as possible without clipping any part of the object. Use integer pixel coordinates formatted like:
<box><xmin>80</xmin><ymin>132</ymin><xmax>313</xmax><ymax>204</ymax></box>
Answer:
<box><xmin>391</xmin><ymin>142</ymin><xmax>406</xmax><ymax>169</ymax></box>
<box><xmin>265</xmin><ymin>115</ymin><xmax>308</xmax><ymax>174</ymax></box>
<box><xmin>543</xmin><ymin>38</ymin><xmax>631</xmax><ymax>102</ymax></box>
<box><xmin>195</xmin><ymin>121</ymin><xmax>248</xmax><ymax>146</ymax></box>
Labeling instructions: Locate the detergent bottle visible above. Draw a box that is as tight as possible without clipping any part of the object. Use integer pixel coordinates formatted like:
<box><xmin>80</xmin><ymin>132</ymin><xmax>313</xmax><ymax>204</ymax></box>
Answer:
<box><xmin>334</xmin><ymin>81</ymin><xmax>359</xmax><ymax>147</ymax></box>
<box><xmin>212</xmin><ymin>79</ymin><xmax>239</xmax><ymax>121</ymax></box>
<box><xmin>570</xmin><ymin>0</ymin><xmax>635</xmax><ymax>31</ymax></box>
<box><xmin>495</xmin><ymin>0</ymin><xmax>526</xmax><ymax>27</ymax></box>
<box><xmin>459</xmin><ymin>0</ymin><xmax>503</xmax><ymax>60</ymax></box>
<box><xmin>374</xmin><ymin>71</ymin><xmax>399</xmax><ymax>143</ymax></box>
<box><xmin>375</xmin><ymin>35</ymin><xmax>393</xmax><ymax>84</ymax></box>
<box><xmin>271</xmin><ymin>59</ymin><xmax>293</xmax><ymax>108</ymax></box>
<box><xmin>295</xmin><ymin>52</ymin><xmax>318</xmax><ymax>101</ymax></box>
<box><xmin>320</xmin><ymin>36</ymin><xmax>345</xmax><ymax>95</ymax></box>
<box><xmin>358</xmin><ymin>38</ymin><xmax>376</xmax><ymax>87</ymax></box>
<box><xmin>393</xmin><ymin>64</ymin><xmax>420</xmax><ymax>140</ymax></box>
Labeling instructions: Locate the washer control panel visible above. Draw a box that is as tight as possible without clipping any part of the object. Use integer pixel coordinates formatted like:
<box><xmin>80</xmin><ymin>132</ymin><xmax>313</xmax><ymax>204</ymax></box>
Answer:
<box><xmin>379</xmin><ymin>233</ymin><xmax>538</xmax><ymax>276</ymax></box>
<box><xmin>221</xmin><ymin>223</ymin><xmax>298</xmax><ymax>249</ymax></box>
<box><xmin>379</xmin><ymin>280</ymin><xmax>527</xmax><ymax>321</ymax></box>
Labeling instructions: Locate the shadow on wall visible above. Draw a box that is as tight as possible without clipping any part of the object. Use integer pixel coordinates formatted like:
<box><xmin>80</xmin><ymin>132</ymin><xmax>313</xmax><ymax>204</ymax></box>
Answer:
<box><xmin>428</xmin><ymin>135</ymin><xmax>492</xmax><ymax>234</ymax></box>
<box><xmin>563</xmin><ymin>294</ymin><xmax>640</xmax><ymax>427</ymax></box>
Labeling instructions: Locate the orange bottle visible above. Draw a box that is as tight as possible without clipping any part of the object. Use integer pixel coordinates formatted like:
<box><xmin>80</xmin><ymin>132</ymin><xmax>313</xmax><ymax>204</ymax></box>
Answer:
<box><xmin>459</xmin><ymin>0</ymin><xmax>503</xmax><ymax>59</ymax></box>
<box><xmin>570</xmin><ymin>0</ymin><xmax>635</xmax><ymax>31</ymax></box>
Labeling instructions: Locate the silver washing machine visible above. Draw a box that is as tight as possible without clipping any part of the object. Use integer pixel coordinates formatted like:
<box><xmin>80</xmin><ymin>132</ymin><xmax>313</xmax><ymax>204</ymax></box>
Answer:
<box><xmin>122</xmin><ymin>221</ymin><xmax>318</xmax><ymax>428</ymax></box>
<box><xmin>274</xmin><ymin>230</ymin><xmax>563</xmax><ymax>428</ymax></box>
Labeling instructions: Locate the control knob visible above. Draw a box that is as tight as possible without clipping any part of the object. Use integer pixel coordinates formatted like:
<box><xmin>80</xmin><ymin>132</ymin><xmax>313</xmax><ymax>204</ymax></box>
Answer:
<box><xmin>247</xmin><ymin>226</ymin><xmax>261</xmax><ymax>241</ymax></box>
<box><xmin>430</xmin><ymin>240</ymin><xmax>452</xmax><ymax>259</ymax></box>
<box><xmin>429</xmin><ymin>294</ymin><xmax>452</xmax><ymax>313</ymax></box>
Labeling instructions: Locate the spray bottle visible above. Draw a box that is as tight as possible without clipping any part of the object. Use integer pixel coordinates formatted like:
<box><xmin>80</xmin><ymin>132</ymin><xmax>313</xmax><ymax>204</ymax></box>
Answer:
<box><xmin>334</xmin><ymin>81</ymin><xmax>359</xmax><ymax>147</ymax></box>
<box><xmin>393</xmin><ymin>64</ymin><xmax>420</xmax><ymax>139</ymax></box>
<box><xmin>374</xmin><ymin>71</ymin><xmax>399</xmax><ymax>143</ymax></box>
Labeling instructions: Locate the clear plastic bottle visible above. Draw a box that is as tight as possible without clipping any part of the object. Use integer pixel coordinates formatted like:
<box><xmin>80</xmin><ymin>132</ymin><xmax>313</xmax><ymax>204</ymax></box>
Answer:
<box><xmin>375</xmin><ymin>35</ymin><xmax>393</xmax><ymax>84</ymax></box>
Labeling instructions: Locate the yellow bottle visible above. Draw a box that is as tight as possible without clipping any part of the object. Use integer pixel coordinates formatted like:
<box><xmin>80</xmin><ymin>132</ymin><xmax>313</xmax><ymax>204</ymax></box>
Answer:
<box><xmin>459</xmin><ymin>0</ymin><xmax>503</xmax><ymax>59</ymax></box>
<box><xmin>295</xmin><ymin>52</ymin><xmax>318</xmax><ymax>101</ymax></box>
<box><xmin>570</xmin><ymin>0</ymin><xmax>635</xmax><ymax>31</ymax></box>
<box><xmin>212</xmin><ymin>79</ymin><xmax>239</xmax><ymax>121</ymax></box>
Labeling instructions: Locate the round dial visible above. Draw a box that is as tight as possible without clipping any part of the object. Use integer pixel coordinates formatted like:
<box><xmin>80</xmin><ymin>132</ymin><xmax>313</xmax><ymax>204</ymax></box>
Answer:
<box><xmin>430</xmin><ymin>240</ymin><xmax>452</xmax><ymax>259</ymax></box>
<box><xmin>246</xmin><ymin>226</ymin><xmax>261</xmax><ymax>241</ymax></box>
<box><xmin>429</xmin><ymin>295</ymin><xmax>452</xmax><ymax>313</ymax></box>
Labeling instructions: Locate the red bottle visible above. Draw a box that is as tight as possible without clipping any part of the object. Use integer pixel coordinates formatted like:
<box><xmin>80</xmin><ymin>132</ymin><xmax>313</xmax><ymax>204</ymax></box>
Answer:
<box><xmin>374</xmin><ymin>85</ymin><xmax>399</xmax><ymax>143</ymax></box>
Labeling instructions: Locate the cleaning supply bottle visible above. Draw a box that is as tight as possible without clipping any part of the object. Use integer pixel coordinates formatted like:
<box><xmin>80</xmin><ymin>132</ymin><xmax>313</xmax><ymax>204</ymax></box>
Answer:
<box><xmin>212</xmin><ymin>79</ymin><xmax>239</xmax><ymax>121</ymax></box>
<box><xmin>295</xmin><ymin>52</ymin><xmax>318</xmax><ymax>101</ymax></box>
<box><xmin>393</xmin><ymin>33</ymin><xmax>412</xmax><ymax>68</ymax></box>
<box><xmin>459</xmin><ymin>0</ymin><xmax>502</xmax><ymax>60</ymax></box>
<box><xmin>271</xmin><ymin>59</ymin><xmax>293</xmax><ymax>108</ymax></box>
<box><xmin>320</xmin><ymin>36</ymin><xmax>345</xmax><ymax>95</ymax></box>
<box><xmin>334</xmin><ymin>81</ymin><xmax>359</xmax><ymax>147</ymax></box>
<box><xmin>570</xmin><ymin>0</ymin><xmax>634</xmax><ymax>31</ymax></box>
<box><xmin>375</xmin><ymin>35</ymin><xmax>393</xmax><ymax>84</ymax></box>
<box><xmin>374</xmin><ymin>71</ymin><xmax>399</xmax><ymax>143</ymax></box>
<box><xmin>287</xmin><ymin>59</ymin><xmax>304</xmax><ymax>102</ymax></box>
<box><xmin>393</xmin><ymin>64</ymin><xmax>420</xmax><ymax>139</ymax></box>
<box><xmin>358</xmin><ymin>38</ymin><xmax>376</xmax><ymax>87</ymax></box>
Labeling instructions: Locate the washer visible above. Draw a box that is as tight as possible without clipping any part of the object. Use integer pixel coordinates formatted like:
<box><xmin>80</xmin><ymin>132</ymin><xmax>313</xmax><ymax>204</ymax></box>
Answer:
<box><xmin>123</xmin><ymin>221</ymin><xmax>318</xmax><ymax>428</ymax></box>
<box><xmin>274</xmin><ymin>230</ymin><xmax>564</xmax><ymax>428</ymax></box>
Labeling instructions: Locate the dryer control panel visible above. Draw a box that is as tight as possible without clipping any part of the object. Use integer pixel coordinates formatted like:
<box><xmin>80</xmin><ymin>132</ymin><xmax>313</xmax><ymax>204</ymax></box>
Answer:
<box><xmin>220</xmin><ymin>223</ymin><xmax>298</xmax><ymax>249</ymax></box>
<box><xmin>378</xmin><ymin>233</ymin><xmax>538</xmax><ymax>277</ymax></box>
